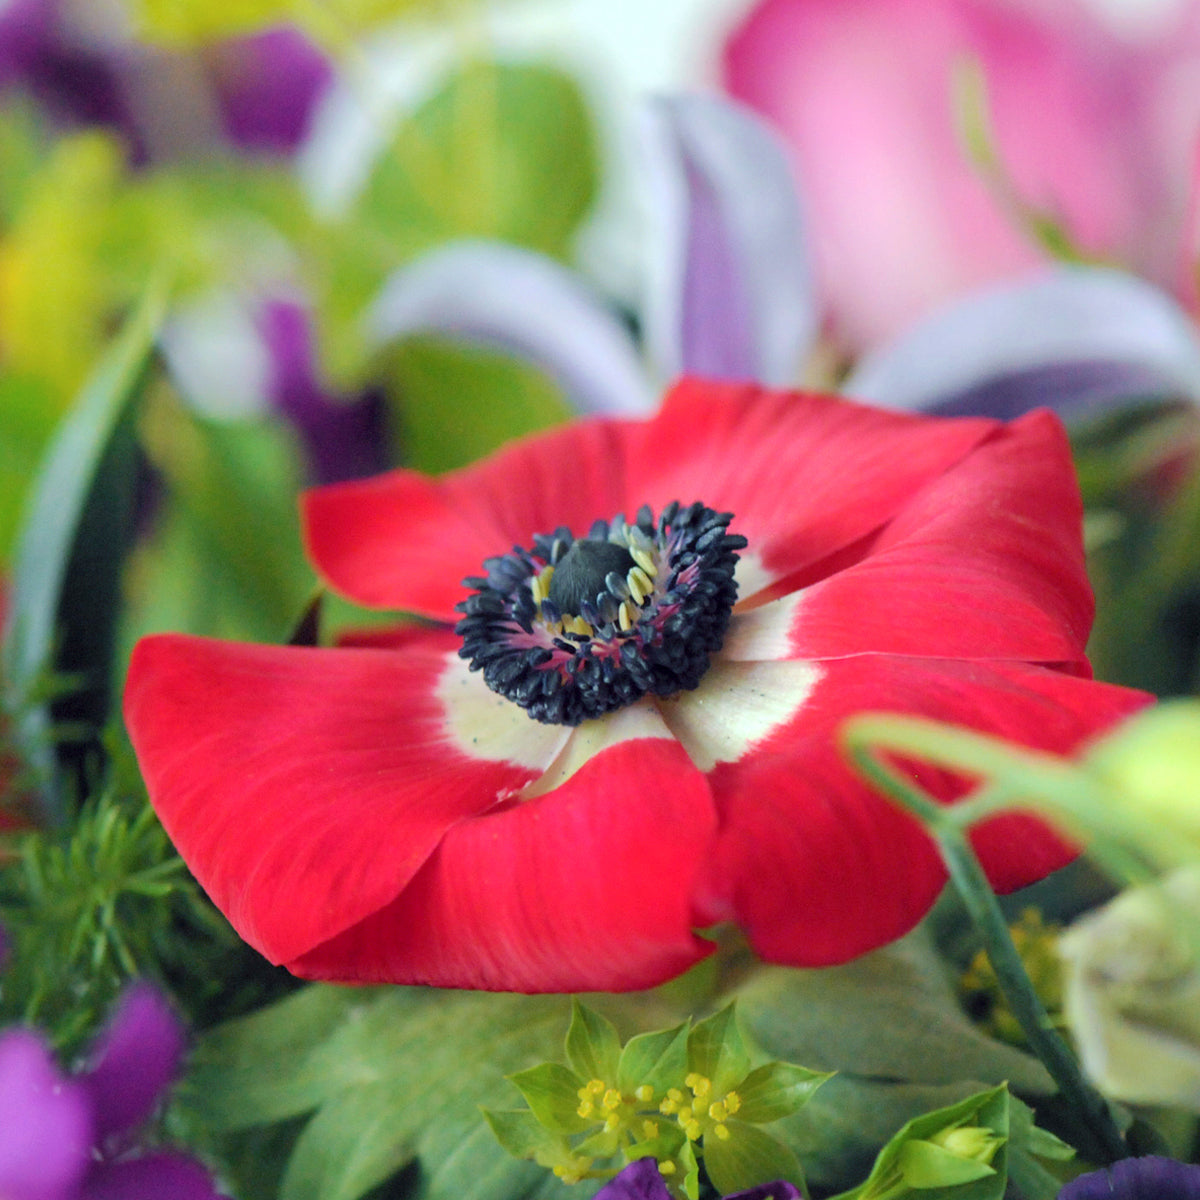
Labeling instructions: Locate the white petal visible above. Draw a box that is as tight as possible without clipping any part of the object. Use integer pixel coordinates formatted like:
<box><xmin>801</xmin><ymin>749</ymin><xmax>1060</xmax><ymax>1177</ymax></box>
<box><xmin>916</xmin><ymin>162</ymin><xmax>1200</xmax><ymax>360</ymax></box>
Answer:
<box><xmin>438</xmin><ymin>653</ymin><xmax>567</xmax><ymax>771</ymax></box>
<box><xmin>658</xmin><ymin>658</ymin><xmax>822</xmax><ymax>772</ymax></box>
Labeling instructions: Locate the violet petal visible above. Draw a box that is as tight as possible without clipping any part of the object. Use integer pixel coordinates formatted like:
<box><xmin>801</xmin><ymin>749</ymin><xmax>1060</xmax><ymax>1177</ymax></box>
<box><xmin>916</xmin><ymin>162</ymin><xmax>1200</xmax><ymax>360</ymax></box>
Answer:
<box><xmin>82</xmin><ymin>1152</ymin><xmax>227</xmax><ymax>1200</ymax></box>
<box><xmin>83</xmin><ymin>983</ymin><xmax>183</xmax><ymax>1144</ymax></box>
<box><xmin>638</xmin><ymin>93</ymin><xmax>815</xmax><ymax>387</ymax></box>
<box><xmin>368</xmin><ymin>240</ymin><xmax>655</xmax><ymax>414</ymax></box>
<box><xmin>0</xmin><ymin>1029</ymin><xmax>92</xmax><ymax>1200</ymax></box>
<box><xmin>209</xmin><ymin>26</ymin><xmax>332</xmax><ymax>154</ymax></box>
<box><xmin>845</xmin><ymin>266</ymin><xmax>1200</xmax><ymax>417</ymax></box>
<box><xmin>594</xmin><ymin>1158</ymin><xmax>672</xmax><ymax>1200</ymax></box>
<box><xmin>259</xmin><ymin>299</ymin><xmax>390</xmax><ymax>484</ymax></box>
<box><xmin>1058</xmin><ymin>1156</ymin><xmax>1200</xmax><ymax>1200</ymax></box>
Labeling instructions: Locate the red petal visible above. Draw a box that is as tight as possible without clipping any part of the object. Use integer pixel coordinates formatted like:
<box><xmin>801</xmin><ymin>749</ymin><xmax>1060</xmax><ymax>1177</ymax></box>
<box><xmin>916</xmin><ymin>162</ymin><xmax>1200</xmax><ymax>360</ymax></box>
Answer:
<box><xmin>302</xmin><ymin>417</ymin><xmax>639</xmax><ymax>618</ymax></box>
<box><xmin>628</xmin><ymin>379</ymin><xmax>998</xmax><ymax>598</ymax></box>
<box><xmin>124</xmin><ymin>631</ymin><xmax>550</xmax><ymax>964</ymax></box>
<box><xmin>697</xmin><ymin>656</ymin><xmax>1150</xmax><ymax>968</ymax></box>
<box><xmin>289</xmin><ymin>737</ymin><xmax>717</xmax><ymax>992</ymax></box>
<box><xmin>303</xmin><ymin>382</ymin><xmax>998</xmax><ymax>616</ymax></box>
<box><xmin>726</xmin><ymin>410</ymin><xmax>1095</xmax><ymax>665</ymax></box>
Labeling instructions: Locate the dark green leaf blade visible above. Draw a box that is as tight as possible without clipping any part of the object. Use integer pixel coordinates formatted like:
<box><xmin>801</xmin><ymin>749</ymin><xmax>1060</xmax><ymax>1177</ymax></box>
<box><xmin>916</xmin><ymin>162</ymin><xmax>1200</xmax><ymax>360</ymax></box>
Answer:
<box><xmin>3</xmin><ymin>278</ymin><xmax>168</xmax><ymax>816</ymax></box>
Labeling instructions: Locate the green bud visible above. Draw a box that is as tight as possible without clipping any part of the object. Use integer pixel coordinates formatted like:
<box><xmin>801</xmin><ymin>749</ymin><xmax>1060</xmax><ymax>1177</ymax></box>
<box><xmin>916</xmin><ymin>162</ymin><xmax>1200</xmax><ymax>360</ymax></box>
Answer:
<box><xmin>929</xmin><ymin>1124</ymin><xmax>1004</xmax><ymax>1164</ymax></box>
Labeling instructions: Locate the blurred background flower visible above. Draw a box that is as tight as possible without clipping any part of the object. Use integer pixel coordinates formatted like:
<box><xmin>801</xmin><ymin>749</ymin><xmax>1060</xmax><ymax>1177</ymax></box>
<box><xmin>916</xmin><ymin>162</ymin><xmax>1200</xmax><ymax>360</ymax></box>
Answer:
<box><xmin>723</xmin><ymin>0</ymin><xmax>1200</xmax><ymax>354</ymax></box>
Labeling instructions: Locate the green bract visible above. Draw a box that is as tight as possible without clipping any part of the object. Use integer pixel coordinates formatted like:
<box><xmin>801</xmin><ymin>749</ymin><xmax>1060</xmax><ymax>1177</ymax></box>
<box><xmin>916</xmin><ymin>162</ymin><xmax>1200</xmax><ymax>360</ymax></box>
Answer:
<box><xmin>484</xmin><ymin>1001</ymin><xmax>830</xmax><ymax>1198</ymax></box>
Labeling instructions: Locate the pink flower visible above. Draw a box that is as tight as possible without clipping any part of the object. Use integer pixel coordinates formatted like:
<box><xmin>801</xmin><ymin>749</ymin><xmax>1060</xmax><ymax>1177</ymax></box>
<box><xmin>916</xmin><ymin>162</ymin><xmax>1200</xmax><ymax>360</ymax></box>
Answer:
<box><xmin>724</xmin><ymin>0</ymin><xmax>1200</xmax><ymax>352</ymax></box>
<box><xmin>124</xmin><ymin>381</ymin><xmax>1148</xmax><ymax>993</ymax></box>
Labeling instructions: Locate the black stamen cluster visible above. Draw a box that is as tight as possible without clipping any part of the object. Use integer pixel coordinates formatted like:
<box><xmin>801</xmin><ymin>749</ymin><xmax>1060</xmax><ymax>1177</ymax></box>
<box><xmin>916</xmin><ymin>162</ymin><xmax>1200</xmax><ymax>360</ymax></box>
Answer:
<box><xmin>455</xmin><ymin>501</ymin><xmax>747</xmax><ymax>726</ymax></box>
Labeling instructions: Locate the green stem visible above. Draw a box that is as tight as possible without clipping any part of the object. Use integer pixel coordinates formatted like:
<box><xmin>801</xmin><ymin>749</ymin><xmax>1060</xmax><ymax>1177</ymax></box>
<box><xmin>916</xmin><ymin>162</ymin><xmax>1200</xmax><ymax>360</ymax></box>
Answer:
<box><xmin>935</xmin><ymin>829</ymin><xmax>1126</xmax><ymax>1164</ymax></box>
<box><xmin>843</xmin><ymin>732</ymin><xmax>1129</xmax><ymax>1164</ymax></box>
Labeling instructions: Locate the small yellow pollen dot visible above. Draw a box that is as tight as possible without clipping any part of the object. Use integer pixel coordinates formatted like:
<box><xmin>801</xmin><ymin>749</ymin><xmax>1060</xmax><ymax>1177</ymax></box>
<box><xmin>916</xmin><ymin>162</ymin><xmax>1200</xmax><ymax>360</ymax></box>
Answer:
<box><xmin>684</xmin><ymin>1120</ymin><xmax>702</xmax><ymax>1141</ymax></box>
<box><xmin>658</xmin><ymin>1163</ymin><xmax>677</xmax><ymax>1177</ymax></box>
<box><xmin>685</xmin><ymin>1074</ymin><xmax>712</xmax><ymax>1098</ymax></box>
<box><xmin>714</xmin><ymin>1124</ymin><xmax>731</xmax><ymax>1140</ymax></box>
<box><xmin>708</xmin><ymin>1101</ymin><xmax>728</xmax><ymax>1122</ymax></box>
<box><xmin>587</xmin><ymin>1079</ymin><xmax>606</xmax><ymax>1095</ymax></box>
<box><xmin>577</xmin><ymin>1102</ymin><xmax>593</xmax><ymax>1118</ymax></box>
<box><xmin>678</xmin><ymin>1106</ymin><xmax>693</xmax><ymax>1123</ymax></box>
<box><xmin>724</xmin><ymin>1092</ymin><xmax>741</xmax><ymax>1115</ymax></box>
<box><xmin>602</xmin><ymin>1089</ymin><xmax>622</xmax><ymax>1111</ymax></box>
<box><xmin>635</xmin><ymin>1084</ymin><xmax>655</xmax><ymax>1103</ymax></box>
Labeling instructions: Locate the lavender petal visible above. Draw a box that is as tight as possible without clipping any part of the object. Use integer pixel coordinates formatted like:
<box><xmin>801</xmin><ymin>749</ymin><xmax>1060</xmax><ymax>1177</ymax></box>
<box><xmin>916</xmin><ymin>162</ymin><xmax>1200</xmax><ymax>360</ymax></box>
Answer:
<box><xmin>638</xmin><ymin>93</ymin><xmax>815</xmax><ymax>387</ymax></box>
<box><xmin>846</xmin><ymin>266</ymin><xmax>1200</xmax><ymax>418</ymax></box>
<box><xmin>368</xmin><ymin>240</ymin><xmax>655</xmax><ymax>414</ymax></box>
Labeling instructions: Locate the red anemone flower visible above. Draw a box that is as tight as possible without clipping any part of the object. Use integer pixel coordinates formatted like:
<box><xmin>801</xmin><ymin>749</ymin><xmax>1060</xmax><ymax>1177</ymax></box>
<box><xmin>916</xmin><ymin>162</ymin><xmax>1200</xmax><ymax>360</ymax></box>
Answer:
<box><xmin>124</xmin><ymin>380</ymin><xmax>1149</xmax><ymax>993</ymax></box>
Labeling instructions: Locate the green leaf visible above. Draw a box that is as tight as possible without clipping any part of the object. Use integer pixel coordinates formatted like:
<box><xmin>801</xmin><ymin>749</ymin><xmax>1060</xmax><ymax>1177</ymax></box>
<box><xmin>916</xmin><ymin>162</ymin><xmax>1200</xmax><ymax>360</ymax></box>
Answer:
<box><xmin>3</xmin><ymin>278</ymin><xmax>167</xmax><ymax>814</ymax></box>
<box><xmin>734</xmin><ymin>1062</ymin><xmax>832</xmax><ymax>1124</ymax></box>
<box><xmin>507</xmin><ymin>1063</ymin><xmax>591</xmax><ymax>1135</ymax></box>
<box><xmin>687</xmin><ymin>1004</ymin><xmax>751</xmax><ymax>1095</ymax></box>
<box><xmin>121</xmin><ymin>399</ymin><xmax>313</xmax><ymax>647</ymax></box>
<box><xmin>701</xmin><ymin>1121</ymin><xmax>807</xmax><ymax>1197</ymax></box>
<box><xmin>565</xmin><ymin>1000</ymin><xmax>623</xmax><ymax>1085</ymax></box>
<box><xmin>364</xmin><ymin>61</ymin><xmax>597</xmax><ymax>260</ymax></box>
<box><xmin>617</xmin><ymin>1022</ymin><xmax>691</xmax><ymax>1097</ymax></box>
<box><xmin>0</xmin><ymin>374</ymin><xmax>59</xmax><ymax>566</ymax></box>
<box><xmin>483</xmin><ymin>1110</ymin><xmax>569</xmax><ymax>1162</ymax></box>
<box><xmin>182</xmin><ymin>986</ymin><xmax>576</xmax><ymax>1200</ymax></box>
<box><xmin>384</xmin><ymin>338</ymin><xmax>571</xmax><ymax>475</ymax></box>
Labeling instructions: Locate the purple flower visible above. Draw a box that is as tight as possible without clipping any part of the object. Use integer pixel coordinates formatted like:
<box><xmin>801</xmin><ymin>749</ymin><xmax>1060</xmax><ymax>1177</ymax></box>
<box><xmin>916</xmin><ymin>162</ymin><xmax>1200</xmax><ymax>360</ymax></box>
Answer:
<box><xmin>1058</xmin><ymin>1156</ymin><xmax>1200</xmax><ymax>1200</ymax></box>
<box><xmin>258</xmin><ymin>299</ymin><xmax>390</xmax><ymax>485</ymax></box>
<box><xmin>0</xmin><ymin>0</ymin><xmax>331</xmax><ymax>162</ymax></box>
<box><xmin>595</xmin><ymin>1158</ymin><xmax>800</xmax><ymax>1200</ymax></box>
<box><xmin>0</xmin><ymin>983</ymin><xmax>226</xmax><ymax>1200</ymax></box>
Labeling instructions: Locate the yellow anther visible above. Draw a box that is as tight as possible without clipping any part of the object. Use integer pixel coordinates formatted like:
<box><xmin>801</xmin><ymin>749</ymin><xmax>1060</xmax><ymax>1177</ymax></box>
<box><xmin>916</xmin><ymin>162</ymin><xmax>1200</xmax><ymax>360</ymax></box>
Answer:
<box><xmin>667</xmin><ymin>1088</ymin><xmax>683</xmax><ymax>1102</ymax></box>
<box><xmin>714</xmin><ymin>1124</ymin><xmax>731</xmax><ymax>1140</ymax></box>
<box><xmin>577</xmin><ymin>1101</ymin><xmax>593</xmax><ymax>1118</ymax></box>
<box><xmin>618</xmin><ymin>601</ymin><xmax>633</xmax><ymax>631</ymax></box>
<box><xmin>641</xmin><ymin>1120</ymin><xmax>659</xmax><ymax>1139</ymax></box>
<box><xmin>724</xmin><ymin>1091</ymin><xmax>741</xmax><ymax>1115</ymax></box>
<box><xmin>684</xmin><ymin>1119</ymin><xmax>702</xmax><ymax>1141</ymax></box>
<box><xmin>708</xmin><ymin>1101</ymin><xmax>728</xmax><ymax>1122</ymax></box>
<box><xmin>565</xmin><ymin>615</ymin><xmax>593</xmax><ymax>637</ymax></box>
<box><xmin>629</xmin><ymin>566</ymin><xmax>654</xmax><ymax>601</ymax></box>
<box><xmin>604</xmin><ymin>1114</ymin><xmax>621</xmax><ymax>1133</ymax></box>
<box><xmin>587</xmin><ymin>1079</ymin><xmax>606</xmax><ymax>1094</ymax></box>
<box><xmin>626</xmin><ymin>569</ymin><xmax>648</xmax><ymax>605</ymax></box>
<box><xmin>602</xmin><ymin>1089</ymin><xmax>622</xmax><ymax>1111</ymax></box>
<box><xmin>685</xmin><ymin>1074</ymin><xmax>711</xmax><ymax>1097</ymax></box>
<box><xmin>635</xmin><ymin>1084</ymin><xmax>655</xmax><ymax>1103</ymax></box>
<box><xmin>631</xmin><ymin>546</ymin><xmax>657</xmax><ymax>577</ymax></box>
<box><xmin>658</xmin><ymin>1163</ymin><xmax>677</xmax><ymax>1177</ymax></box>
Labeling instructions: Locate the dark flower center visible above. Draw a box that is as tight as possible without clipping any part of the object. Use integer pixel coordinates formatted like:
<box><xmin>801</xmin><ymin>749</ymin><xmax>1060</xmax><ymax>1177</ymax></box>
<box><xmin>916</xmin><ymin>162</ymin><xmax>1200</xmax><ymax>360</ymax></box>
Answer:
<box><xmin>455</xmin><ymin>501</ymin><xmax>748</xmax><ymax>725</ymax></box>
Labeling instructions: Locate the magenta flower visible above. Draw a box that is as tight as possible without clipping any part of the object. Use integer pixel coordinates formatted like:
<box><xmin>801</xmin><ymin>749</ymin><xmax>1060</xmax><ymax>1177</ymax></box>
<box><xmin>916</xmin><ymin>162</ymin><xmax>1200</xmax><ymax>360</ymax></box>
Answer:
<box><xmin>0</xmin><ymin>984</ymin><xmax>225</xmax><ymax>1200</ymax></box>
<box><xmin>724</xmin><ymin>0</ymin><xmax>1200</xmax><ymax>352</ymax></box>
